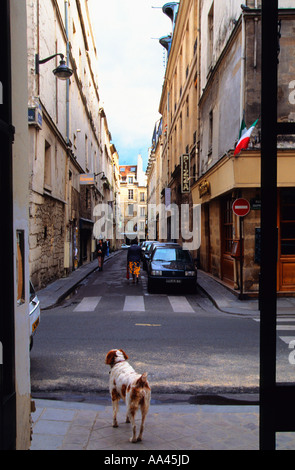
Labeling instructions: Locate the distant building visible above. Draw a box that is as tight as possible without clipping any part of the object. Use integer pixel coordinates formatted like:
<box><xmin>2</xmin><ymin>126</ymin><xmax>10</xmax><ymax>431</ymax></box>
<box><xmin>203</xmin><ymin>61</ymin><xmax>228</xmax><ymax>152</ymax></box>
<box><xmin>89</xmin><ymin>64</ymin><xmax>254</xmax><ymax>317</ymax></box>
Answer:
<box><xmin>119</xmin><ymin>155</ymin><xmax>147</xmax><ymax>243</ymax></box>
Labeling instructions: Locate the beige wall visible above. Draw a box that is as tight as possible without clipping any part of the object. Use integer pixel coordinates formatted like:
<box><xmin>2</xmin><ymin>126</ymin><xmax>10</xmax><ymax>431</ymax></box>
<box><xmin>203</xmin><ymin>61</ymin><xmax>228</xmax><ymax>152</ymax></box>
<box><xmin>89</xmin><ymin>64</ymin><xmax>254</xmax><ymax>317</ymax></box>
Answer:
<box><xmin>11</xmin><ymin>0</ymin><xmax>31</xmax><ymax>450</ymax></box>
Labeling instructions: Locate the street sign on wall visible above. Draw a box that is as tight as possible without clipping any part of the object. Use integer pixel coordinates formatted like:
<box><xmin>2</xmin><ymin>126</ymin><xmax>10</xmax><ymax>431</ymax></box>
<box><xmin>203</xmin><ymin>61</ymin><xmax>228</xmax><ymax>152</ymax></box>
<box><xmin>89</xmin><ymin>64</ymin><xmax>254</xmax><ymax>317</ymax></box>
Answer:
<box><xmin>232</xmin><ymin>198</ymin><xmax>250</xmax><ymax>217</ymax></box>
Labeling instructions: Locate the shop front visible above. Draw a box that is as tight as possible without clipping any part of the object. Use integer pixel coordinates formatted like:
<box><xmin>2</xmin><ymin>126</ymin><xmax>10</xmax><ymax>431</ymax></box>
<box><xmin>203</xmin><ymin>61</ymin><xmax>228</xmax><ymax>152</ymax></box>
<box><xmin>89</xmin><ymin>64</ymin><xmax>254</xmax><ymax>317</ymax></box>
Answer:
<box><xmin>192</xmin><ymin>151</ymin><xmax>295</xmax><ymax>295</ymax></box>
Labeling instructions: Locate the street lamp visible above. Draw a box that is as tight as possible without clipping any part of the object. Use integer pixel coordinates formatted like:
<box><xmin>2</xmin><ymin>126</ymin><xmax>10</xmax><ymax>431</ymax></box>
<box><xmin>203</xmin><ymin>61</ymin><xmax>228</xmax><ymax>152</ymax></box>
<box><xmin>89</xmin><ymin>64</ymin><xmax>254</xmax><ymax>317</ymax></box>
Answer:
<box><xmin>94</xmin><ymin>171</ymin><xmax>108</xmax><ymax>182</ymax></box>
<box><xmin>35</xmin><ymin>53</ymin><xmax>73</xmax><ymax>80</ymax></box>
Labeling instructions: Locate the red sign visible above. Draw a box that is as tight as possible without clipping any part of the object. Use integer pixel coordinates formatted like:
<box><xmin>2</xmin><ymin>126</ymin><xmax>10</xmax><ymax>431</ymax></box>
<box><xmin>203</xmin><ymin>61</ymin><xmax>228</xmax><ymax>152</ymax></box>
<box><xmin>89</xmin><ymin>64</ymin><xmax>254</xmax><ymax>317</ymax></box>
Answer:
<box><xmin>232</xmin><ymin>198</ymin><xmax>250</xmax><ymax>217</ymax></box>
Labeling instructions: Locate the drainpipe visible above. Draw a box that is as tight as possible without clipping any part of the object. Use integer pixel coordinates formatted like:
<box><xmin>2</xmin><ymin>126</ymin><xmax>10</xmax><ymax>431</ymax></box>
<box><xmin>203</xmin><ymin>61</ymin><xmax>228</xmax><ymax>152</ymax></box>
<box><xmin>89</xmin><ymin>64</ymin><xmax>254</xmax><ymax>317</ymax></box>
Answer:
<box><xmin>65</xmin><ymin>0</ymin><xmax>70</xmax><ymax>145</ymax></box>
<box><xmin>240</xmin><ymin>12</ymin><xmax>246</xmax><ymax>123</ymax></box>
<box><xmin>64</xmin><ymin>0</ymin><xmax>70</xmax><ymax>274</ymax></box>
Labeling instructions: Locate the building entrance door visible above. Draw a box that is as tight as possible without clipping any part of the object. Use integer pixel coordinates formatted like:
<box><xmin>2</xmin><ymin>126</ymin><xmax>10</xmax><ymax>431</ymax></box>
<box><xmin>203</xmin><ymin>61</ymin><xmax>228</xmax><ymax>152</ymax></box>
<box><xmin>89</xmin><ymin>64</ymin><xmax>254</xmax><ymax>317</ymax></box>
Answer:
<box><xmin>221</xmin><ymin>196</ymin><xmax>234</xmax><ymax>286</ymax></box>
<box><xmin>278</xmin><ymin>188</ymin><xmax>295</xmax><ymax>292</ymax></box>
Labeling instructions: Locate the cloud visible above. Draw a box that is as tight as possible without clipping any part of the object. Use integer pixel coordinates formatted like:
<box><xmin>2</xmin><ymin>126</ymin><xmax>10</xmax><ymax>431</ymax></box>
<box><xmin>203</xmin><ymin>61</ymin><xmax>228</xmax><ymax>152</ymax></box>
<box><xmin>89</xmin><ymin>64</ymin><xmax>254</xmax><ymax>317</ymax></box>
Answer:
<box><xmin>88</xmin><ymin>0</ymin><xmax>171</xmax><ymax>167</ymax></box>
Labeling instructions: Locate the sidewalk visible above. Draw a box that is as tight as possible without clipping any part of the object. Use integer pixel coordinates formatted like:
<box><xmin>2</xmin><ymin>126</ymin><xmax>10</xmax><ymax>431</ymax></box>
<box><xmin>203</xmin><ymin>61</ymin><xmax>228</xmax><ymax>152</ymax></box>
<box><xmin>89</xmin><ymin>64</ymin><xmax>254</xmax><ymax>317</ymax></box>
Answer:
<box><xmin>31</xmin><ymin>256</ymin><xmax>295</xmax><ymax>451</ymax></box>
<box><xmin>37</xmin><ymin>250</ymin><xmax>121</xmax><ymax>310</ymax></box>
<box><xmin>197</xmin><ymin>270</ymin><xmax>295</xmax><ymax>317</ymax></box>
<box><xmin>30</xmin><ymin>397</ymin><xmax>295</xmax><ymax>450</ymax></box>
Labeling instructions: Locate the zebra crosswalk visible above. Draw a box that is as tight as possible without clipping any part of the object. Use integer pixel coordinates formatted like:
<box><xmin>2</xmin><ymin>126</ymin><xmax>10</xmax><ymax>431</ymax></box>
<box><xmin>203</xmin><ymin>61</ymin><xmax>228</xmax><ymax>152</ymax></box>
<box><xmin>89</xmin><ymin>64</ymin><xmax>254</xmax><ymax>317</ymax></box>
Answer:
<box><xmin>73</xmin><ymin>297</ymin><xmax>101</xmax><ymax>312</ymax></box>
<box><xmin>253</xmin><ymin>317</ymin><xmax>295</xmax><ymax>347</ymax></box>
<box><xmin>72</xmin><ymin>294</ymin><xmax>196</xmax><ymax>313</ymax></box>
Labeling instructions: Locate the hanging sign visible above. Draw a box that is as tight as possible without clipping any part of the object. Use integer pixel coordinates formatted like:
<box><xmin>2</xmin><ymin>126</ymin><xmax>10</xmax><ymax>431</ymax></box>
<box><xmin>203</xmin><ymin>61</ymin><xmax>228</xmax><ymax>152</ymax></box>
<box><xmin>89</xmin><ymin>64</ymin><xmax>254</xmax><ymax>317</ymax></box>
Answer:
<box><xmin>79</xmin><ymin>173</ymin><xmax>95</xmax><ymax>185</ymax></box>
<box><xmin>181</xmin><ymin>154</ymin><xmax>190</xmax><ymax>193</ymax></box>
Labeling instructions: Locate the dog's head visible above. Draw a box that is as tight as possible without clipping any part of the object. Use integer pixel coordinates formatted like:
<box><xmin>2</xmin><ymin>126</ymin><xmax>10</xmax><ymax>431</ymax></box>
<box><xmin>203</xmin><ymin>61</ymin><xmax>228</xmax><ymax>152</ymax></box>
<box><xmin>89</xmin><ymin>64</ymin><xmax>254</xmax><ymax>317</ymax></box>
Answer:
<box><xmin>105</xmin><ymin>349</ymin><xmax>129</xmax><ymax>367</ymax></box>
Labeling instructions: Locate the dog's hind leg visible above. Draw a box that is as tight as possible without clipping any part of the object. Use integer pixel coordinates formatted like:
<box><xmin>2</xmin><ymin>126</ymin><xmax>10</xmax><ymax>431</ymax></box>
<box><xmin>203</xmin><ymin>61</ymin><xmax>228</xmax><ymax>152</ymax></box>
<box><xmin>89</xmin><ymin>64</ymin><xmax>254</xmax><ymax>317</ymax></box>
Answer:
<box><xmin>128</xmin><ymin>407</ymin><xmax>138</xmax><ymax>443</ymax></box>
<box><xmin>137</xmin><ymin>402</ymin><xmax>149</xmax><ymax>442</ymax></box>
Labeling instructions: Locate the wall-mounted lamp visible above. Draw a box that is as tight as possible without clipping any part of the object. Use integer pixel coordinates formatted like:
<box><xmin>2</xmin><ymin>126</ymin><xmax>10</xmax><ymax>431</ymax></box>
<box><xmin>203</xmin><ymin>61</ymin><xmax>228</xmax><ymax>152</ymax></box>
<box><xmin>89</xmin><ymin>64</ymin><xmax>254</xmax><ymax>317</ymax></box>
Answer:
<box><xmin>94</xmin><ymin>171</ymin><xmax>108</xmax><ymax>181</ymax></box>
<box><xmin>35</xmin><ymin>53</ymin><xmax>73</xmax><ymax>80</ymax></box>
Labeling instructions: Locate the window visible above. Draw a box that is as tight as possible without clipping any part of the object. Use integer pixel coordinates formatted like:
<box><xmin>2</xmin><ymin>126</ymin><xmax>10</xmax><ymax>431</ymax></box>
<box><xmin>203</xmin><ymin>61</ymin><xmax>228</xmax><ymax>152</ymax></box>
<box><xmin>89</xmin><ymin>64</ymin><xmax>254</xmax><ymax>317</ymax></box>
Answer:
<box><xmin>140</xmin><ymin>206</ymin><xmax>145</xmax><ymax>217</ymax></box>
<box><xmin>85</xmin><ymin>134</ymin><xmax>88</xmax><ymax>169</ymax></box>
<box><xmin>128</xmin><ymin>176</ymin><xmax>133</xmax><ymax>184</ymax></box>
<box><xmin>208</xmin><ymin>3</ymin><xmax>214</xmax><ymax>71</ymax></box>
<box><xmin>128</xmin><ymin>189</ymin><xmax>134</xmax><ymax>200</ymax></box>
<box><xmin>140</xmin><ymin>192</ymin><xmax>145</xmax><ymax>202</ymax></box>
<box><xmin>280</xmin><ymin>189</ymin><xmax>295</xmax><ymax>255</ymax></box>
<box><xmin>44</xmin><ymin>140</ymin><xmax>52</xmax><ymax>191</ymax></box>
<box><xmin>128</xmin><ymin>204</ymin><xmax>134</xmax><ymax>216</ymax></box>
<box><xmin>16</xmin><ymin>230</ymin><xmax>25</xmax><ymax>304</ymax></box>
<box><xmin>222</xmin><ymin>197</ymin><xmax>233</xmax><ymax>254</ymax></box>
<box><xmin>152</xmin><ymin>248</ymin><xmax>192</xmax><ymax>262</ymax></box>
<box><xmin>208</xmin><ymin>109</ymin><xmax>213</xmax><ymax>157</ymax></box>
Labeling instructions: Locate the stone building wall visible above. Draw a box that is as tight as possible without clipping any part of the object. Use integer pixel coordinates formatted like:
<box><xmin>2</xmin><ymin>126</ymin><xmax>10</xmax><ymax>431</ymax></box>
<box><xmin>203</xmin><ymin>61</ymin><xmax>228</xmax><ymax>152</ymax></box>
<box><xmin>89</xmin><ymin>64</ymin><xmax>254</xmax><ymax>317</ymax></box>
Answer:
<box><xmin>29</xmin><ymin>193</ymin><xmax>65</xmax><ymax>288</ymax></box>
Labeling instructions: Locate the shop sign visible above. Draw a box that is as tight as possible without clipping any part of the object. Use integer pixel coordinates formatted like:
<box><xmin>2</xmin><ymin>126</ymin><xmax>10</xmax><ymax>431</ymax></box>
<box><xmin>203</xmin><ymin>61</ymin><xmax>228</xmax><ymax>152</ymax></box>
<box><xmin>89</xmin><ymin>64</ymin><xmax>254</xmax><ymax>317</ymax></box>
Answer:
<box><xmin>199</xmin><ymin>180</ymin><xmax>210</xmax><ymax>197</ymax></box>
<box><xmin>181</xmin><ymin>154</ymin><xmax>190</xmax><ymax>193</ymax></box>
<box><xmin>80</xmin><ymin>173</ymin><xmax>95</xmax><ymax>185</ymax></box>
<box><xmin>250</xmin><ymin>198</ymin><xmax>261</xmax><ymax>210</ymax></box>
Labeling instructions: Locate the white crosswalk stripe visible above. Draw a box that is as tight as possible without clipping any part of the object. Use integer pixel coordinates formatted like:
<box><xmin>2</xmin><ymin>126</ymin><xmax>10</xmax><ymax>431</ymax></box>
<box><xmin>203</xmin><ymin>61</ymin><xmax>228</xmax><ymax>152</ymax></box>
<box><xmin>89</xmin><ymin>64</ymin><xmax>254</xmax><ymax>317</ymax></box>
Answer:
<box><xmin>123</xmin><ymin>296</ymin><xmax>145</xmax><ymax>312</ymax></box>
<box><xmin>168</xmin><ymin>296</ymin><xmax>194</xmax><ymax>313</ymax></box>
<box><xmin>73</xmin><ymin>297</ymin><xmax>101</xmax><ymax>312</ymax></box>
<box><xmin>73</xmin><ymin>295</ymin><xmax>196</xmax><ymax>313</ymax></box>
<box><xmin>253</xmin><ymin>317</ymin><xmax>295</xmax><ymax>346</ymax></box>
<box><xmin>277</xmin><ymin>319</ymin><xmax>295</xmax><ymax>346</ymax></box>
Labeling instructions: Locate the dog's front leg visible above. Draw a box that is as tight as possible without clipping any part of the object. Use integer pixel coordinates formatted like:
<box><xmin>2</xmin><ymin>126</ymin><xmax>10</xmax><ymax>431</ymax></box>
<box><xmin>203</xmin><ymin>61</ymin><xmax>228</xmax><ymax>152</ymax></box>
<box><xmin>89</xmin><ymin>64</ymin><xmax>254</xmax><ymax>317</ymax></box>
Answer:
<box><xmin>111</xmin><ymin>389</ymin><xmax>120</xmax><ymax>427</ymax></box>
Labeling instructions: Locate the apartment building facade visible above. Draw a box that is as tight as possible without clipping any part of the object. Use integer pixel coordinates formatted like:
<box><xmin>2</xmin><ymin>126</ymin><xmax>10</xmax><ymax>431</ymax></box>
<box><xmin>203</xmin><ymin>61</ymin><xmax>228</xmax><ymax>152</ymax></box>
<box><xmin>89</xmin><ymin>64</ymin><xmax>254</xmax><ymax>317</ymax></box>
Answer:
<box><xmin>149</xmin><ymin>0</ymin><xmax>295</xmax><ymax>295</ymax></box>
<box><xmin>193</xmin><ymin>0</ymin><xmax>295</xmax><ymax>295</ymax></box>
<box><xmin>119</xmin><ymin>155</ymin><xmax>147</xmax><ymax>243</ymax></box>
<box><xmin>155</xmin><ymin>0</ymin><xmax>199</xmax><ymax>245</ymax></box>
<box><xmin>27</xmin><ymin>0</ymin><xmax>117</xmax><ymax>288</ymax></box>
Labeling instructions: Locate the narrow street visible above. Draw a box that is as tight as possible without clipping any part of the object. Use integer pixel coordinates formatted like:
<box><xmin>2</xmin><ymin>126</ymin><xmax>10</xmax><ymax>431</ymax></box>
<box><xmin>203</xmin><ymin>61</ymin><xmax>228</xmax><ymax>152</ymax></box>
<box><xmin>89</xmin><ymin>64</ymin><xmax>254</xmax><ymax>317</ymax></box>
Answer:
<box><xmin>30</xmin><ymin>251</ymin><xmax>262</xmax><ymax>401</ymax></box>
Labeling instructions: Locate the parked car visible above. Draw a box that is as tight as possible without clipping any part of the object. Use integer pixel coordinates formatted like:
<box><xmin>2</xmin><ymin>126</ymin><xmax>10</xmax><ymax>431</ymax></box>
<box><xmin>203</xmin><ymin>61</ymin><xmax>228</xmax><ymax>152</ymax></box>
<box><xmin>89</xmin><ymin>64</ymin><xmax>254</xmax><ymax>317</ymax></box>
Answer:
<box><xmin>121</xmin><ymin>243</ymin><xmax>130</xmax><ymax>249</ymax></box>
<box><xmin>29</xmin><ymin>281</ymin><xmax>41</xmax><ymax>350</ymax></box>
<box><xmin>142</xmin><ymin>241</ymin><xmax>157</xmax><ymax>268</ymax></box>
<box><xmin>147</xmin><ymin>245</ymin><xmax>197</xmax><ymax>293</ymax></box>
<box><xmin>143</xmin><ymin>242</ymin><xmax>180</xmax><ymax>270</ymax></box>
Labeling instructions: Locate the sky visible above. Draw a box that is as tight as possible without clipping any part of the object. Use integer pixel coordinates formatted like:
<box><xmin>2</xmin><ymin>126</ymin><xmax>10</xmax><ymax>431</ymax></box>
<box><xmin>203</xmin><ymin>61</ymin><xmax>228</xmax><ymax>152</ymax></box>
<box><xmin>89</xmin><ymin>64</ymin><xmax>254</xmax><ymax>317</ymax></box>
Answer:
<box><xmin>87</xmin><ymin>0</ymin><xmax>172</xmax><ymax>171</ymax></box>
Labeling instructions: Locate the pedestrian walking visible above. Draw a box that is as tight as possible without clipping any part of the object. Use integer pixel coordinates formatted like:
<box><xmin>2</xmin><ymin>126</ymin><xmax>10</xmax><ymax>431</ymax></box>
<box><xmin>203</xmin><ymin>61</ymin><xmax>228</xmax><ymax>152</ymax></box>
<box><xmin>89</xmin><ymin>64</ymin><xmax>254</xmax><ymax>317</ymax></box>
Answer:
<box><xmin>127</xmin><ymin>239</ymin><xmax>141</xmax><ymax>283</ymax></box>
<box><xmin>97</xmin><ymin>239</ymin><xmax>107</xmax><ymax>271</ymax></box>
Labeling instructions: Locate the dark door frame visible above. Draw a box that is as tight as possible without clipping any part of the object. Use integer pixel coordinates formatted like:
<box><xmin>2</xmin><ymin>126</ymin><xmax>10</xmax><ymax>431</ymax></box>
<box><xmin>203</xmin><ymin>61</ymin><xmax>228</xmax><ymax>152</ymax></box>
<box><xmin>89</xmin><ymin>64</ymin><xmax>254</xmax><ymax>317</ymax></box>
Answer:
<box><xmin>260</xmin><ymin>0</ymin><xmax>295</xmax><ymax>450</ymax></box>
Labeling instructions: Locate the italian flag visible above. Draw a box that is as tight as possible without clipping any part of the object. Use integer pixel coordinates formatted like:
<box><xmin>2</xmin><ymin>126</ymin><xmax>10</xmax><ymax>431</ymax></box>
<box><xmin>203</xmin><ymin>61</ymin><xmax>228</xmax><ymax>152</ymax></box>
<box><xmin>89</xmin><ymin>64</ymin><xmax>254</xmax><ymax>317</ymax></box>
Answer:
<box><xmin>234</xmin><ymin>119</ymin><xmax>258</xmax><ymax>156</ymax></box>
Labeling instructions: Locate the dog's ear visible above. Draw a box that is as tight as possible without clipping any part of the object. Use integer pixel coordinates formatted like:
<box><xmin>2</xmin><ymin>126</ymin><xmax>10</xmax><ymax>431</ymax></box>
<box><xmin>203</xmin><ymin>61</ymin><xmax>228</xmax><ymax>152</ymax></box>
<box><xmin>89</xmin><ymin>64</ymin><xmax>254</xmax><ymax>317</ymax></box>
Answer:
<box><xmin>105</xmin><ymin>350</ymin><xmax>117</xmax><ymax>365</ymax></box>
<box><xmin>119</xmin><ymin>349</ymin><xmax>128</xmax><ymax>360</ymax></box>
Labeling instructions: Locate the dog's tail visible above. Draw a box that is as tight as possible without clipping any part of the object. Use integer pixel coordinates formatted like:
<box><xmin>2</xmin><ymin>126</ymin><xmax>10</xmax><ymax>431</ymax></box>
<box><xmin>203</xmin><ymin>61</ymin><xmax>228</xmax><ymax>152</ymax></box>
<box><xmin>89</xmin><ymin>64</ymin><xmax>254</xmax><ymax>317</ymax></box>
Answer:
<box><xmin>136</xmin><ymin>372</ymin><xmax>149</xmax><ymax>388</ymax></box>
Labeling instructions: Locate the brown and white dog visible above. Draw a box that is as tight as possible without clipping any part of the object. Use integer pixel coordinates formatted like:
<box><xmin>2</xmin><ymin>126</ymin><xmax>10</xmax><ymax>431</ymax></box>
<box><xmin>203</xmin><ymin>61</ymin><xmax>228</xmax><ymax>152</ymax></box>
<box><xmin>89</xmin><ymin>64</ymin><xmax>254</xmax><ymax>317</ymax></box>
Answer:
<box><xmin>105</xmin><ymin>349</ymin><xmax>151</xmax><ymax>443</ymax></box>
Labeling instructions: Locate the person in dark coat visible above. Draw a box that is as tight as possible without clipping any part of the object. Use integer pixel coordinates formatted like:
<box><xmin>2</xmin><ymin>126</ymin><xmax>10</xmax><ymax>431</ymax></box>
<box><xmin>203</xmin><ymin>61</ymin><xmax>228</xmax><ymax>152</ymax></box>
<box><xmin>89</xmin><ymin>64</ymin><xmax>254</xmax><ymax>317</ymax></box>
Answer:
<box><xmin>97</xmin><ymin>239</ymin><xmax>107</xmax><ymax>271</ymax></box>
<box><xmin>127</xmin><ymin>239</ymin><xmax>141</xmax><ymax>283</ymax></box>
